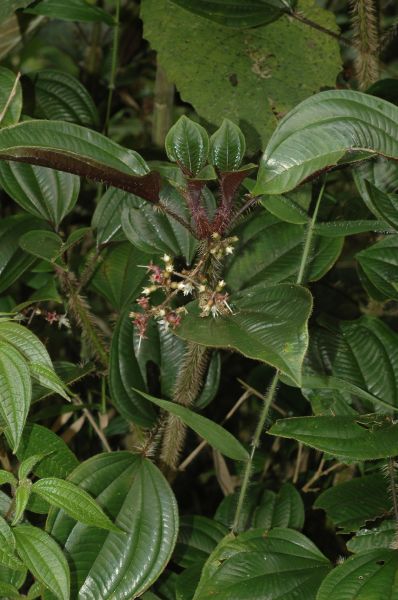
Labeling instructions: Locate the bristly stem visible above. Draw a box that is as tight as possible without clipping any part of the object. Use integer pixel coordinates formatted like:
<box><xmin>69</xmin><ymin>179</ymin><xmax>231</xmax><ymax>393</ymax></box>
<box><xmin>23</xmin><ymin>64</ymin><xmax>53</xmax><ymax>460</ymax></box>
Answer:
<box><xmin>349</xmin><ymin>0</ymin><xmax>380</xmax><ymax>90</ymax></box>
<box><xmin>296</xmin><ymin>179</ymin><xmax>326</xmax><ymax>286</ymax></box>
<box><xmin>232</xmin><ymin>370</ymin><xmax>280</xmax><ymax>533</ymax></box>
<box><xmin>388</xmin><ymin>457</ymin><xmax>398</xmax><ymax>523</ymax></box>
<box><xmin>103</xmin><ymin>0</ymin><xmax>121</xmax><ymax>135</ymax></box>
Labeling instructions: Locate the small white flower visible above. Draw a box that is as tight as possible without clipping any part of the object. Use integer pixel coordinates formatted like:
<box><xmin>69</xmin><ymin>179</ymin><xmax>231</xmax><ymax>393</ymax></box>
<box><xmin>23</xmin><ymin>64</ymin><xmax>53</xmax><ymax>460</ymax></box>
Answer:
<box><xmin>58</xmin><ymin>314</ymin><xmax>71</xmax><ymax>329</ymax></box>
<box><xmin>162</xmin><ymin>254</ymin><xmax>171</xmax><ymax>263</ymax></box>
<box><xmin>142</xmin><ymin>287</ymin><xmax>151</xmax><ymax>295</ymax></box>
<box><xmin>225</xmin><ymin>246</ymin><xmax>234</xmax><ymax>255</ymax></box>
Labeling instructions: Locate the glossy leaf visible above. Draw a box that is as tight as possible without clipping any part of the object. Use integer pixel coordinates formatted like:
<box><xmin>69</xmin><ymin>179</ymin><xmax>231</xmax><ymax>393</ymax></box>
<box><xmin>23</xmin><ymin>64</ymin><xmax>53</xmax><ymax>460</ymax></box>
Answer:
<box><xmin>30</xmin><ymin>69</ymin><xmax>99</xmax><ymax>128</ymax></box>
<box><xmin>347</xmin><ymin>520</ymin><xmax>396</xmax><ymax>553</ymax></box>
<box><xmin>173</xmin><ymin>516</ymin><xmax>228</xmax><ymax>568</ymax></box>
<box><xmin>0</xmin><ymin>470</ymin><xmax>17</xmax><ymax>486</ymax></box>
<box><xmin>169</xmin><ymin>0</ymin><xmax>293</xmax><ymax>28</ymax></box>
<box><xmin>17</xmin><ymin>423</ymin><xmax>79</xmax><ymax>479</ymax></box>
<box><xmin>269</xmin><ymin>414</ymin><xmax>398</xmax><ymax>460</ymax></box>
<box><xmin>225</xmin><ymin>212</ymin><xmax>343</xmax><ymax>290</ymax></box>
<box><xmin>0</xmin><ymin>321</ymin><xmax>52</xmax><ymax>366</ymax></box>
<box><xmin>261</xmin><ymin>194</ymin><xmax>309</xmax><ymax>224</ymax></box>
<box><xmin>14</xmin><ymin>525</ymin><xmax>70</xmax><ymax>600</ymax></box>
<box><xmin>142</xmin><ymin>0</ymin><xmax>341</xmax><ymax>152</ymax></box>
<box><xmin>354</xmin><ymin>177</ymin><xmax>398</xmax><ymax>230</ymax></box>
<box><xmin>32</xmin><ymin>478</ymin><xmax>120</xmax><ymax>532</ymax></box>
<box><xmin>253</xmin><ymin>482</ymin><xmax>305</xmax><ymax>530</ymax></box>
<box><xmin>18</xmin><ymin>454</ymin><xmax>48</xmax><ymax>480</ymax></box>
<box><xmin>0</xmin><ymin>67</ymin><xmax>22</xmax><ymax>127</ymax></box>
<box><xmin>29</xmin><ymin>363</ymin><xmax>70</xmax><ymax>401</ymax></box>
<box><xmin>255</xmin><ymin>90</ymin><xmax>398</xmax><ymax>195</ymax></box>
<box><xmin>314</xmin><ymin>474</ymin><xmax>391</xmax><ymax>533</ymax></box>
<box><xmin>12</xmin><ymin>481</ymin><xmax>32</xmax><ymax>525</ymax></box>
<box><xmin>0</xmin><ymin>120</ymin><xmax>161</xmax><ymax>203</ymax></box>
<box><xmin>165</xmin><ymin>116</ymin><xmax>209</xmax><ymax>177</ymax></box>
<box><xmin>0</xmin><ymin>214</ymin><xmax>45</xmax><ymax>294</ymax></box>
<box><xmin>19</xmin><ymin>230</ymin><xmax>64</xmax><ymax>266</ymax></box>
<box><xmin>91</xmin><ymin>188</ymin><xmax>130</xmax><ymax>246</ymax></box>
<box><xmin>0</xmin><ymin>343</ymin><xmax>31</xmax><ymax>452</ymax></box>
<box><xmin>316</xmin><ymin>549</ymin><xmax>398</xmax><ymax>600</ymax></box>
<box><xmin>25</xmin><ymin>0</ymin><xmax>114</xmax><ymax>25</ymax></box>
<box><xmin>193</xmin><ymin>528</ymin><xmax>330</xmax><ymax>600</ymax></box>
<box><xmin>0</xmin><ymin>581</ymin><xmax>24</xmax><ymax>598</ymax></box>
<box><xmin>0</xmin><ymin>162</ymin><xmax>80</xmax><ymax>227</ymax></box>
<box><xmin>90</xmin><ymin>242</ymin><xmax>152</xmax><ymax>311</ymax></box>
<box><xmin>176</xmin><ymin>283</ymin><xmax>312</xmax><ymax>385</ymax></box>
<box><xmin>357</xmin><ymin>235</ymin><xmax>398</xmax><ymax>300</ymax></box>
<box><xmin>0</xmin><ymin>514</ymin><xmax>15</xmax><ymax>548</ymax></box>
<box><xmin>47</xmin><ymin>452</ymin><xmax>178</xmax><ymax>599</ymax></box>
<box><xmin>136</xmin><ymin>390</ymin><xmax>249</xmax><ymax>461</ymax></box>
<box><xmin>210</xmin><ymin>119</ymin><xmax>245</xmax><ymax>171</ymax></box>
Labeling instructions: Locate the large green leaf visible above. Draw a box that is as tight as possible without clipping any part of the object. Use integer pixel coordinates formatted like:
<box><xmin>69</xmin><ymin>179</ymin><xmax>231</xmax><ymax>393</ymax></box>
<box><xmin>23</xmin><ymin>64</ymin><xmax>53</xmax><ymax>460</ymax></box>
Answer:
<box><xmin>269</xmin><ymin>414</ymin><xmax>398</xmax><ymax>460</ymax></box>
<box><xmin>136</xmin><ymin>390</ymin><xmax>249</xmax><ymax>461</ymax></box>
<box><xmin>0</xmin><ymin>214</ymin><xmax>45</xmax><ymax>294</ymax></box>
<box><xmin>141</xmin><ymin>0</ymin><xmax>341</xmax><ymax>152</ymax></box>
<box><xmin>0</xmin><ymin>67</ymin><xmax>22</xmax><ymax>127</ymax></box>
<box><xmin>47</xmin><ymin>452</ymin><xmax>178</xmax><ymax>599</ymax></box>
<box><xmin>14</xmin><ymin>525</ymin><xmax>70</xmax><ymax>600</ymax></box>
<box><xmin>193</xmin><ymin>528</ymin><xmax>330</xmax><ymax>600</ymax></box>
<box><xmin>357</xmin><ymin>235</ymin><xmax>398</xmax><ymax>300</ymax></box>
<box><xmin>30</xmin><ymin>69</ymin><xmax>99</xmax><ymax>128</ymax></box>
<box><xmin>316</xmin><ymin>549</ymin><xmax>398</xmax><ymax>600</ymax></box>
<box><xmin>169</xmin><ymin>0</ymin><xmax>293</xmax><ymax>28</ymax></box>
<box><xmin>347</xmin><ymin>520</ymin><xmax>396</xmax><ymax>553</ymax></box>
<box><xmin>176</xmin><ymin>283</ymin><xmax>312</xmax><ymax>385</ymax></box>
<box><xmin>90</xmin><ymin>242</ymin><xmax>152</xmax><ymax>311</ymax></box>
<box><xmin>255</xmin><ymin>90</ymin><xmax>398</xmax><ymax>195</ymax></box>
<box><xmin>0</xmin><ymin>343</ymin><xmax>31</xmax><ymax>452</ymax></box>
<box><xmin>225</xmin><ymin>212</ymin><xmax>343</xmax><ymax>290</ymax></box>
<box><xmin>354</xmin><ymin>177</ymin><xmax>398</xmax><ymax>230</ymax></box>
<box><xmin>252</xmin><ymin>482</ymin><xmax>305</xmax><ymax>530</ymax></box>
<box><xmin>0</xmin><ymin>162</ymin><xmax>80</xmax><ymax>228</ymax></box>
<box><xmin>91</xmin><ymin>188</ymin><xmax>131</xmax><ymax>246</ymax></box>
<box><xmin>0</xmin><ymin>120</ymin><xmax>160</xmax><ymax>202</ymax></box>
<box><xmin>314</xmin><ymin>474</ymin><xmax>391</xmax><ymax>533</ymax></box>
<box><xmin>0</xmin><ymin>321</ymin><xmax>52</xmax><ymax>367</ymax></box>
<box><xmin>25</xmin><ymin>0</ymin><xmax>114</xmax><ymax>25</ymax></box>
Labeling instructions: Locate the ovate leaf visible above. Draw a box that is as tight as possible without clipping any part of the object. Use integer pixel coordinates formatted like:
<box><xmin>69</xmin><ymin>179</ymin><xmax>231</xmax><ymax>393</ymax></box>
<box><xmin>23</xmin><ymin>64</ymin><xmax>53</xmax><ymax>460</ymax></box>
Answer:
<box><xmin>136</xmin><ymin>390</ymin><xmax>249</xmax><ymax>461</ymax></box>
<box><xmin>176</xmin><ymin>283</ymin><xmax>312</xmax><ymax>385</ymax></box>
<box><xmin>173</xmin><ymin>516</ymin><xmax>228</xmax><ymax>568</ymax></box>
<box><xmin>0</xmin><ymin>321</ymin><xmax>52</xmax><ymax>367</ymax></box>
<box><xmin>47</xmin><ymin>452</ymin><xmax>178</xmax><ymax>599</ymax></box>
<box><xmin>14</xmin><ymin>525</ymin><xmax>70</xmax><ymax>600</ymax></box>
<box><xmin>269</xmin><ymin>415</ymin><xmax>398</xmax><ymax>460</ymax></box>
<box><xmin>255</xmin><ymin>90</ymin><xmax>398</xmax><ymax>195</ymax></box>
<box><xmin>253</xmin><ymin>482</ymin><xmax>305</xmax><ymax>530</ymax></box>
<box><xmin>357</xmin><ymin>235</ymin><xmax>398</xmax><ymax>300</ymax></box>
<box><xmin>165</xmin><ymin>116</ymin><xmax>209</xmax><ymax>177</ymax></box>
<box><xmin>32</xmin><ymin>478</ymin><xmax>120</xmax><ymax>532</ymax></box>
<box><xmin>210</xmin><ymin>119</ymin><xmax>246</xmax><ymax>172</ymax></box>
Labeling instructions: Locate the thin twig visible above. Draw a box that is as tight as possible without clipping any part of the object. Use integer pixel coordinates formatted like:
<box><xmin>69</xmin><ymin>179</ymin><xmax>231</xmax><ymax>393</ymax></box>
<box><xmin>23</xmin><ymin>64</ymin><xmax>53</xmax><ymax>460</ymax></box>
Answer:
<box><xmin>302</xmin><ymin>458</ymin><xmax>344</xmax><ymax>492</ymax></box>
<box><xmin>0</xmin><ymin>72</ymin><xmax>21</xmax><ymax>125</ymax></box>
<box><xmin>73</xmin><ymin>396</ymin><xmax>112</xmax><ymax>452</ymax></box>
<box><xmin>293</xmin><ymin>442</ymin><xmax>304</xmax><ymax>484</ymax></box>
<box><xmin>237</xmin><ymin>378</ymin><xmax>286</xmax><ymax>416</ymax></box>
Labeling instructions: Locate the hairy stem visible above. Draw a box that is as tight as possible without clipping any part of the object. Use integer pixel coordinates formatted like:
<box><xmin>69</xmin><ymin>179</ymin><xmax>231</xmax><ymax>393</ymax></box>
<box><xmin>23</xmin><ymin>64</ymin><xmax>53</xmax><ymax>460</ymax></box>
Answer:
<box><xmin>349</xmin><ymin>0</ymin><xmax>380</xmax><ymax>89</ymax></box>
<box><xmin>389</xmin><ymin>457</ymin><xmax>398</xmax><ymax>523</ymax></box>
<box><xmin>160</xmin><ymin>342</ymin><xmax>209</xmax><ymax>470</ymax></box>
<box><xmin>296</xmin><ymin>179</ymin><xmax>326</xmax><ymax>286</ymax></box>
<box><xmin>232</xmin><ymin>370</ymin><xmax>280</xmax><ymax>533</ymax></box>
<box><xmin>103</xmin><ymin>0</ymin><xmax>121</xmax><ymax>135</ymax></box>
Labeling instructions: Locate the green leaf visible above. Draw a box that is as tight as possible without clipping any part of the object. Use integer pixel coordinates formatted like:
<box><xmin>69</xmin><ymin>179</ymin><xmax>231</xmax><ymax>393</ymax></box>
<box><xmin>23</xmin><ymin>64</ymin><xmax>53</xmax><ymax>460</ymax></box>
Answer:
<box><xmin>261</xmin><ymin>194</ymin><xmax>309</xmax><ymax>224</ymax></box>
<box><xmin>0</xmin><ymin>162</ymin><xmax>80</xmax><ymax>227</ymax></box>
<box><xmin>316</xmin><ymin>549</ymin><xmax>398</xmax><ymax>600</ymax></box>
<box><xmin>0</xmin><ymin>215</ymin><xmax>46</xmax><ymax>294</ymax></box>
<box><xmin>0</xmin><ymin>120</ymin><xmax>161</xmax><ymax>203</ymax></box>
<box><xmin>121</xmin><ymin>183</ymin><xmax>201</xmax><ymax>263</ymax></box>
<box><xmin>173</xmin><ymin>516</ymin><xmax>228</xmax><ymax>568</ymax></box>
<box><xmin>47</xmin><ymin>452</ymin><xmax>178</xmax><ymax>599</ymax></box>
<box><xmin>354</xmin><ymin>176</ymin><xmax>398</xmax><ymax>230</ymax></box>
<box><xmin>0</xmin><ymin>14</ymin><xmax>22</xmax><ymax>61</ymax></box>
<box><xmin>136</xmin><ymin>390</ymin><xmax>249</xmax><ymax>461</ymax></box>
<box><xmin>0</xmin><ymin>321</ymin><xmax>52</xmax><ymax>367</ymax></box>
<box><xmin>255</xmin><ymin>90</ymin><xmax>398</xmax><ymax>195</ymax></box>
<box><xmin>253</xmin><ymin>482</ymin><xmax>305</xmax><ymax>530</ymax></box>
<box><xmin>193</xmin><ymin>528</ymin><xmax>330</xmax><ymax>600</ymax></box>
<box><xmin>0</xmin><ymin>343</ymin><xmax>32</xmax><ymax>453</ymax></box>
<box><xmin>12</xmin><ymin>481</ymin><xmax>32</xmax><ymax>526</ymax></box>
<box><xmin>269</xmin><ymin>415</ymin><xmax>398</xmax><ymax>461</ymax></box>
<box><xmin>0</xmin><ymin>514</ymin><xmax>15</xmax><ymax>548</ymax></box>
<box><xmin>176</xmin><ymin>283</ymin><xmax>312</xmax><ymax>385</ymax></box>
<box><xmin>32</xmin><ymin>478</ymin><xmax>120</xmax><ymax>532</ymax></box>
<box><xmin>0</xmin><ymin>581</ymin><xmax>23</xmax><ymax>598</ymax></box>
<box><xmin>30</xmin><ymin>69</ymin><xmax>99</xmax><ymax>128</ymax></box>
<box><xmin>0</xmin><ymin>67</ymin><xmax>22</xmax><ymax>127</ymax></box>
<box><xmin>168</xmin><ymin>0</ymin><xmax>293</xmax><ymax>28</ymax></box>
<box><xmin>357</xmin><ymin>235</ymin><xmax>398</xmax><ymax>301</ymax></box>
<box><xmin>90</xmin><ymin>242</ymin><xmax>152</xmax><ymax>311</ymax></box>
<box><xmin>347</xmin><ymin>520</ymin><xmax>396</xmax><ymax>553</ymax></box>
<box><xmin>165</xmin><ymin>116</ymin><xmax>209</xmax><ymax>177</ymax></box>
<box><xmin>14</xmin><ymin>525</ymin><xmax>70</xmax><ymax>600</ymax></box>
<box><xmin>314</xmin><ymin>219</ymin><xmax>391</xmax><ymax>237</ymax></box>
<box><xmin>25</xmin><ymin>0</ymin><xmax>114</xmax><ymax>25</ymax></box>
<box><xmin>109</xmin><ymin>308</ymin><xmax>157</xmax><ymax>427</ymax></box>
<box><xmin>314</xmin><ymin>474</ymin><xmax>391</xmax><ymax>533</ymax></box>
<box><xmin>29</xmin><ymin>363</ymin><xmax>70</xmax><ymax>401</ymax></box>
<box><xmin>225</xmin><ymin>212</ymin><xmax>342</xmax><ymax>290</ymax></box>
<box><xmin>17</xmin><ymin>423</ymin><xmax>79</xmax><ymax>479</ymax></box>
<box><xmin>0</xmin><ymin>545</ymin><xmax>23</xmax><ymax>573</ymax></box>
<box><xmin>141</xmin><ymin>0</ymin><xmax>341</xmax><ymax>152</ymax></box>
<box><xmin>209</xmin><ymin>119</ymin><xmax>245</xmax><ymax>172</ymax></box>
<box><xmin>18</xmin><ymin>454</ymin><xmax>48</xmax><ymax>480</ymax></box>
<box><xmin>0</xmin><ymin>470</ymin><xmax>17</xmax><ymax>486</ymax></box>
<box><xmin>91</xmin><ymin>188</ymin><xmax>130</xmax><ymax>246</ymax></box>
<box><xmin>19</xmin><ymin>231</ymin><xmax>64</xmax><ymax>267</ymax></box>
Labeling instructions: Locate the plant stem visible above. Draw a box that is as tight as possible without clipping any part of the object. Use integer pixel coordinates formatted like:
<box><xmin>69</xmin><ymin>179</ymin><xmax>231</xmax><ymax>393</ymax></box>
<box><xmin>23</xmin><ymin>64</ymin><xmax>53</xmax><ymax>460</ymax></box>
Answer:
<box><xmin>296</xmin><ymin>179</ymin><xmax>326</xmax><ymax>286</ymax></box>
<box><xmin>388</xmin><ymin>457</ymin><xmax>398</xmax><ymax>522</ymax></box>
<box><xmin>232</xmin><ymin>370</ymin><xmax>280</xmax><ymax>533</ymax></box>
<box><xmin>103</xmin><ymin>0</ymin><xmax>121</xmax><ymax>135</ymax></box>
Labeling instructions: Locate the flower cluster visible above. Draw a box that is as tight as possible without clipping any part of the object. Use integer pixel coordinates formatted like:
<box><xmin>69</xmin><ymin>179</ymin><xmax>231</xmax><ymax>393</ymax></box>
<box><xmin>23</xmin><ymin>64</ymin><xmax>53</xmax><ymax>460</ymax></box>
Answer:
<box><xmin>209</xmin><ymin>233</ymin><xmax>239</xmax><ymax>261</ymax></box>
<box><xmin>19</xmin><ymin>307</ymin><xmax>71</xmax><ymax>329</ymax></box>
